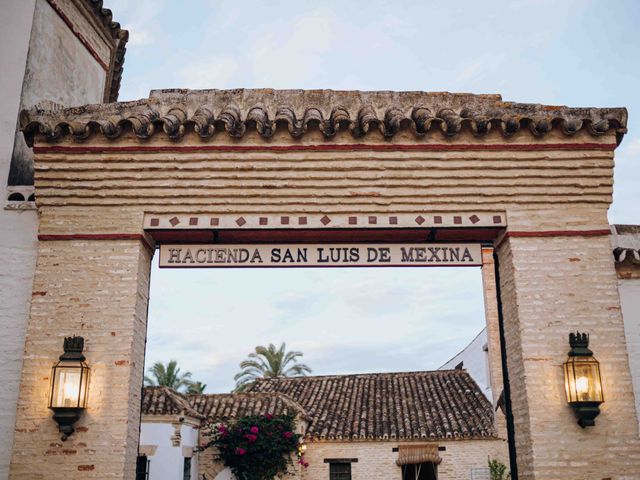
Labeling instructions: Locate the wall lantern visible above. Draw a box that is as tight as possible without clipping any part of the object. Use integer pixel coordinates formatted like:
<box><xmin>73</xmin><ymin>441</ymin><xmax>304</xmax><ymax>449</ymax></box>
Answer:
<box><xmin>563</xmin><ymin>332</ymin><xmax>604</xmax><ymax>428</ymax></box>
<box><xmin>49</xmin><ymin>336</ymin><xmax>90</xmax><ymax>440</ymax></box>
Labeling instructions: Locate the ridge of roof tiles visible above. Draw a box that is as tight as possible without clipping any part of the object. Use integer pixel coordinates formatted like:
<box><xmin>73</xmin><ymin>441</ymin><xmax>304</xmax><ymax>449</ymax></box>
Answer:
<box><xmin>187</xmin><ymin>391</ymin><xmax>310</xmax><ymax>421</ymax></box>
<box><xmin>247</xmin><ymin>369</ymin><xmax>497</xmax><ymax>441</ymax></box>
<box><xmin>612</xmin><ymin>224</ymin><xmax>640</xmax><ymax>265</ymax></box>
<box><xmin>141</xmin><ymin>386</ymin><xmax>203</xmax><ymax>419</ymax></box>
<box><xmin>20</xmin><ymin>89</ymin><xmax>627</xmax><ymax>144</ymax></box>
<box><xmin>83</xmin><ymin>0</ymin><xmax>128</xmax><ymax>102</ymax></box>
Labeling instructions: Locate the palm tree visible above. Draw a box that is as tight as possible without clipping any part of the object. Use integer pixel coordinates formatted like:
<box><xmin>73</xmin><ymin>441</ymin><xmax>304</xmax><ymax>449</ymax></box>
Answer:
<box><xmin>144</xmin><ymin>360</ymin><xmax>193</xmax><ymax>392</ymax></box>
<box><xmin>234</xmin><ymin>343</ymin><xmax>312</xmax><ymax>392</ymax></box>
<box><xmin>186</xmin><ymin>381</ymin><xmax>207</xmax><ymax>394</ymax></box>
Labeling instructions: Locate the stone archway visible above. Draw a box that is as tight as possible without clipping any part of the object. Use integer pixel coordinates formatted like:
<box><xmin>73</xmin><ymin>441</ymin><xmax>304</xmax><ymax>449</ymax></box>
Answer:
<box><xmin>10</xmin><ymin>89</ymin><xmax>639</xmax><ymax>479</ymax></box>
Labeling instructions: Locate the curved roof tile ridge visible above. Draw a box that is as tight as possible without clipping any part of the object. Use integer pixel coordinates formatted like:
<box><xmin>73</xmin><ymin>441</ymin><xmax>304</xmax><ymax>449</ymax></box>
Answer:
<box><xmin>20</xmin><ymin>89</ymin><xmax>628</xmax><ymax>145</ymax></box>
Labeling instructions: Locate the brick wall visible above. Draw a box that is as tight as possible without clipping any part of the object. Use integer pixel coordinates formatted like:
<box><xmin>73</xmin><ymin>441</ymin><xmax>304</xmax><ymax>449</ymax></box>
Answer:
<box><xmin>299</xmin><ymin>439</ymin><xmax>507</xmax><ymax>480</ymax></box>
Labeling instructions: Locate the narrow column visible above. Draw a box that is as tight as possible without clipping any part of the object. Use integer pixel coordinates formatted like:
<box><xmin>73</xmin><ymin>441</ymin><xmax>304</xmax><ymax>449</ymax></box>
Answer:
<box><xmin>9</xmin><ymin>237</ymin><xmax>152</xmax><ymax>479</ymax></box>
<box><xmin>496</xmin><ymin>233</ymin><xmax>640</xmax><ymax>479</ymax></box>
<box><xmin>481</xmin><ymin>247</ymin><xmax>507</xmax><ymax>438</ymax></box>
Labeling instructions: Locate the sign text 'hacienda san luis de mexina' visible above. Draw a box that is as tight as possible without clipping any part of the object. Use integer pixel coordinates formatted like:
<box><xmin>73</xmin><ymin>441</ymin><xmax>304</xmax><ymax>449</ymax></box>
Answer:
<box><xmin>159</xmin><ymin>244</ymin><xmax>482</xmax><ymax>268</ymax></box>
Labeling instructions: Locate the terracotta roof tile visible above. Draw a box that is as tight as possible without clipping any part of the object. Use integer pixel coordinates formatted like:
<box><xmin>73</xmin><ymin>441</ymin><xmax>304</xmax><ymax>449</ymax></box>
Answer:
<box><xmin>20</xmin><ymin>89</ymin><xmax>627</xmax><ymax>144</ymax></box>
<box><xmin>247</xmin><ymin>370</ymin><xmax>496</xmax><ymax>440</ymax></box>
<box><xmin>141</xmin><ymin>386</ymin><xmax>203</xmax><ymax>419</ymax></box>
<box><xmin>187</xmin><ymin>392</ymin><xmax>310</xmax><ymax>422</ymax></box>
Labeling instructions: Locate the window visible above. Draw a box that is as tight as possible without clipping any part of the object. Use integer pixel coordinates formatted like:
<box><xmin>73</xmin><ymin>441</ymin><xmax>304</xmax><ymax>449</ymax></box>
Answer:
<box><xmin>183</xmin><ymin>457</ymin><xmax>192</xmax><ymax>480</ymax></box>
<box><xmin>135</xmin><ymin>455</ymin><xmax>150</xmax><ymax>480</ymax></box>
<box><xmin>401</xmin><ymin>462</ymin><xmax>437</xmax><ymax>480</ymax></box>
<box><xmin>329</xmin><ymin>462</ymin><xmax>352</xmax><ymax>480</ymax></box>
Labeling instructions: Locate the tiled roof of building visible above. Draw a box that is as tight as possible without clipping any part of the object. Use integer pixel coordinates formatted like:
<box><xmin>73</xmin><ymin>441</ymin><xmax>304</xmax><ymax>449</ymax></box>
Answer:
<box><xmin>83</xmin><ymin>0</ymin><xmax>128</xmax><ymax>102</ymax></box>
<box><xmin>141</xmin><ymin>386</ymin><xmax>203</xmax><ymax>419</ymax></box>
<box><xmin>247</xmin><ymin>370</ymin><xmax>496</xmax><ymax>441</ymax></box>
<box><xmin>612</xmin><ymin>225</ymin><xmax>640</xmax><ymax>265</ymax></box>
<box><xmin>21</xmin><ymin>89</ymin><xmax>627</xmax><ymax>144</ymax></box>
<box><xmin>188</xmin><ymin>392</ymin><xmax>310</xmax><ymax>421</ymax></box>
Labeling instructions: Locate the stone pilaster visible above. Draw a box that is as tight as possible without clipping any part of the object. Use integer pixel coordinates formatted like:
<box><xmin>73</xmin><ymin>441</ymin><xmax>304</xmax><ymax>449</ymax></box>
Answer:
<box><xmin>9</xmin><ymin>237</ymin><xmax>152</xmax><ymax>479</ymax></box>
<box><xmin>497</xmin><ymin>234</ymin><xmax>640</xmax><ymax>479</ymax></box>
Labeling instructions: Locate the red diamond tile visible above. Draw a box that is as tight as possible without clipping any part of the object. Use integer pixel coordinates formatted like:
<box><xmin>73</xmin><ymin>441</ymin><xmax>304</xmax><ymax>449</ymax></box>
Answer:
<box><xmin>236</xmin><ymin>217</ymin><xmax>246</xmax><ymax>226</ymax></box>
<box><xmin>321</xmin><ymin>215</ymin><xmax>331</xmax><ymax>225</ymax></box>
<box><xmin>433</xmin><ymin>216</ymin><xmax>442</xmax><ymax>224</ymax></box>
<box><xmin>169</xmin><ymin>217</ymin><xmax>180</xmax><ymax>226</ymax></box>
<box><xmin>150</xmin><ymin>218</ymin><xmax>160</xmax><ymax>227</ymax></box>
<box><xmin>368</xmin><ymin>216</ymin><xmax>377</xmax><ymax>225</ymax></box>
<box><xmin>299</xmin><ymin>217</ymin><xmax>308</xmax><ymax>225</ymax></box>
<box><xmin>189</xmin><ymin>217</ymin><xmax>198</xmax><ymax>226</ymax></box>
<box><xmin>349</xmin><ymin>216</ymin><xmax>357</xmax><ymax>225</ymax></box>
<box><xmin>469</xmin><ymin>215</ymin><xmax>480</xmax><ymax>224</ymax></box>
<box><xmin>493</xmin><ymin>215</ymin><xmax>502</xmax><ymax>224</ymax></box>
<box><xmin>259</xmin><ymin>217</ymin><xmax>268</xmax><ymax>225</ymax></box>
<box><xmin>415</xmin><ymin>215</ymin><xmax>425</xmax><ymax>225</ymax></box>
<box><xmin>210</xmin><ymin>217</ymin><xmax>219</xmax><ymax>226</ymax></box>
<box><xmin>389</xmin><ymin>216</ymin><xmax>398</xmax><ymax>225</ymax></box>
<box><xmin>281</xmin><ymin>216</ymin><xmax>290</xmax><ymax>225</ymax></box>
<box><xmin>453</xmin><ymin>216</ymin><xmax>462</xmax><ymax>224</ymax></box>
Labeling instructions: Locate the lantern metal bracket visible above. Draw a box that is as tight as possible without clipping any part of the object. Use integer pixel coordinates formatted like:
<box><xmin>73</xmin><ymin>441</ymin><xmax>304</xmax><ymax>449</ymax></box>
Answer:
<box><xmin>52</xmin><ymin>408</ymin><xmax>82</xmax><ymax>441</ymax></box>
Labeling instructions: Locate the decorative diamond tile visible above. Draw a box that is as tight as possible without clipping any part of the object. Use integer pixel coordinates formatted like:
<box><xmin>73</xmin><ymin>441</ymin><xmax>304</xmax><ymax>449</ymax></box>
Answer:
<box><xmin>349</xmin><ymin>216</ymin><xmax>357</xmax><ymax>225</ymax></box>
<box><xmin>259</xmin><ymin>217</ymin><xmax>268</xmax><ymax>225</ymax></box>
<box><xmin>210</xmin><ymin>217</ymin><xmax>219</xmax><ymax>226</ymax></box>
<box><xmin>150</xmin><ymin>218</ymin><xmax>160</xmax><ymax>227</ymax></box>
<box><xmin>389</xmin><ymin>216</ymin><xmax>398</xmax><ymax>225</ymax></box>
<box><xmin>321</xmin><ymin>215</ymin><xmax>331</xmax><ymax>225</ymax></box>
<box><xmin>433</xmin><ymin>216</ymin><xmax>442</xmax><ymax>224</ymax></box>
<box><xmin>189</xmin><ymin>217</ymin><xmax>198</xmax><ymax>226</ymax></box>
<box><xmin>299</xmin><ymin>217</ymin><xmax>308</xmax><ymax>225</ymax></box>
<box><xmin>493</xmin><ymin>215</ymin><xmax>502</xmax><ymax>224</ymax></box>
<box><xmin>415</xmin><ymin>215</ymin><xmax>426</xmax><ymax>225</ymax></box>
<box><xmin>236</xmin><ymin>217</ymin><xmax>246</xmax><ymax>226</ymax></box>
<box><xmin>368</xmin><ymin>216</ymin><xmax>377</xmax><ymax>224</ymax></box>
<box><xmin>281</xmin><ymin>216</ymin><xmax>290</xmax><ymax>225</ymax></box>
<box><xmin>469</xmin><ymin>215</ymin><xmax>480</xmax><ymax>224</ymax></box>
<box><xmin>169</xmin><ymin>217</ymin><xmax>180</xmax><ymax>226</ymax></box>
<box><xmin>453</xmin><ymin>216</ymin><xmax>462</xmax><ymax>224</ymax></box>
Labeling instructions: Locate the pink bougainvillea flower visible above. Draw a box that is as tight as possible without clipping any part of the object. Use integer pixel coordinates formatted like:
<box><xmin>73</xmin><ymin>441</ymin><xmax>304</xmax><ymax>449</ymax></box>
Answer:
<box><xmin>265</xmin><ymin>413</ymin><xmax>274</xmax><ymax>420</ymax></box>
<box><xmin>283</xmin><ymin>431</ymin><xmax>293</xmax><ymax>439</ymax></box>
<box><xmin>244</xmin><ymin>434</ymin><xmax>257</xmax><ymax>443</ymax></box>
<box><xmin>250</xmin><ymin>426</ymin><xmax>259</xmax><ymax>434</ymax></box>
<box><xmin>235</xmin><ymin>447</ymin><xmax>246</xmax><ymax>456</ymax></box>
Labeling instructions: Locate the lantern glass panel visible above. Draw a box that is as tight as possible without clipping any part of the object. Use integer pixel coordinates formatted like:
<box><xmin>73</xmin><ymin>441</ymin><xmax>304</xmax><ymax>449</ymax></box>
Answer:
<box><xmin>564</xmin><ymin>356</ymin><xmax>603</xmax><ymax>403</ymax></box>
<box><xmin>49</xmin><ymin>361</ymin><xmax>90</xmax><ymax>409</ymax></box>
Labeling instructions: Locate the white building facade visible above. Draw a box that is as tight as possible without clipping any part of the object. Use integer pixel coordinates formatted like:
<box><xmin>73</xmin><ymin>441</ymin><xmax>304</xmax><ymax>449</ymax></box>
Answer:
<box><xmin>0</xmin><ymin>1</ymin><xmax>126</xmax><ymax>476</ymax></box>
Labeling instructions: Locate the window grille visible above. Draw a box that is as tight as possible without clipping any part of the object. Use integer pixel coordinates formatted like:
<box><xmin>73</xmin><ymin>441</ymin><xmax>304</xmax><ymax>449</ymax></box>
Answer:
<box><xmin>329</xmin><ymin>462</ymin><xmax>352</xmax><ymax>480</ymax></box>
<box><xmin>183</xmin><ymin>457</ymin><xmax>192</xmax><ymax>480</ymax></box>
<box><xmin>135</xmin><ymin>455</ymin><xmax>150</xmax><ymax>480</ymax></box>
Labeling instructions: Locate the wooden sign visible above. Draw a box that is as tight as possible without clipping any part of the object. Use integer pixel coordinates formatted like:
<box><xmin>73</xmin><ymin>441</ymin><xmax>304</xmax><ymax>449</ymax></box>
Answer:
<box><xmin>159</xmin><ymin>244</ymin><xmax>482</xmax><ymax>268</ymax></box>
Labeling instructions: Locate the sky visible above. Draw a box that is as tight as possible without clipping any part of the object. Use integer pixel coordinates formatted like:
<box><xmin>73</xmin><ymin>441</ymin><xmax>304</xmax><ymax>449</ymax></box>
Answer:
<box><xmin>105</xmin><ymin>0</ymin><xmax>640</xmax><ymax>392</ymax></box>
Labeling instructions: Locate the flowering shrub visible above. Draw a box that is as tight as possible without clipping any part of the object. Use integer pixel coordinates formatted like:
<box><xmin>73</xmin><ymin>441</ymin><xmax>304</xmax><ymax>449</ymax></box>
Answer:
<box><xmin>201</xmin><ymin>413</ymin><xmax>308</xmax><ymax>480</ymax></box>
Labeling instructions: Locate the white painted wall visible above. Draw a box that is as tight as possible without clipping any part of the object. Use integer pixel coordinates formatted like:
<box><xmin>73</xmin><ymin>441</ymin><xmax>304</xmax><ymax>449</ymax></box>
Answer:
<box><xmin>0</xmin><ymin>1</ymin><xmax>38</xmax><ymax>477</ymax></box>
<box><xmin>619</xmin><ymin>278</ymin><xmax>640</xmax><ymax>432</ymax></box>
<box><xmin>1</xmin><ymin>1</ymin><xmax>112</xmax><ymax>477</ymax></box>
<box><xmin>140</xmin><ymin>422</ymin><xmax>199</xmax><ymax>480</ymax></box>
<box><xmin>439</xmin><ymin>328</ymin><xmax>491</xmax><ymax>398</ymax></box>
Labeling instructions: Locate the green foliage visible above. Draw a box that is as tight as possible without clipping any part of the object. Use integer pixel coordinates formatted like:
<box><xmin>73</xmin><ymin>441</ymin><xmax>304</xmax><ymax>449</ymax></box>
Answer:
<box><xmin>488</xmin><ymin>457</ymin><xmax>508</xmax><ymax>480</ymax></box>
<box><xmin>234</xmin><ymin>343</ymin><xmax>312</xmax><ymax>392</ymax></box>
<box><xmin>187</xmin><ymin>381</ymin><xmax>207</xmax><ymax>394</ymax></box>
<box><xmin>201</xmin><ymin>414</ymin><xmax>307</xmax><ymax>480</ymax></box>
<box><xmin>144</xmin><ymin>360</ymin><xmax>198</xmax><ymax>393</ymax></box>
